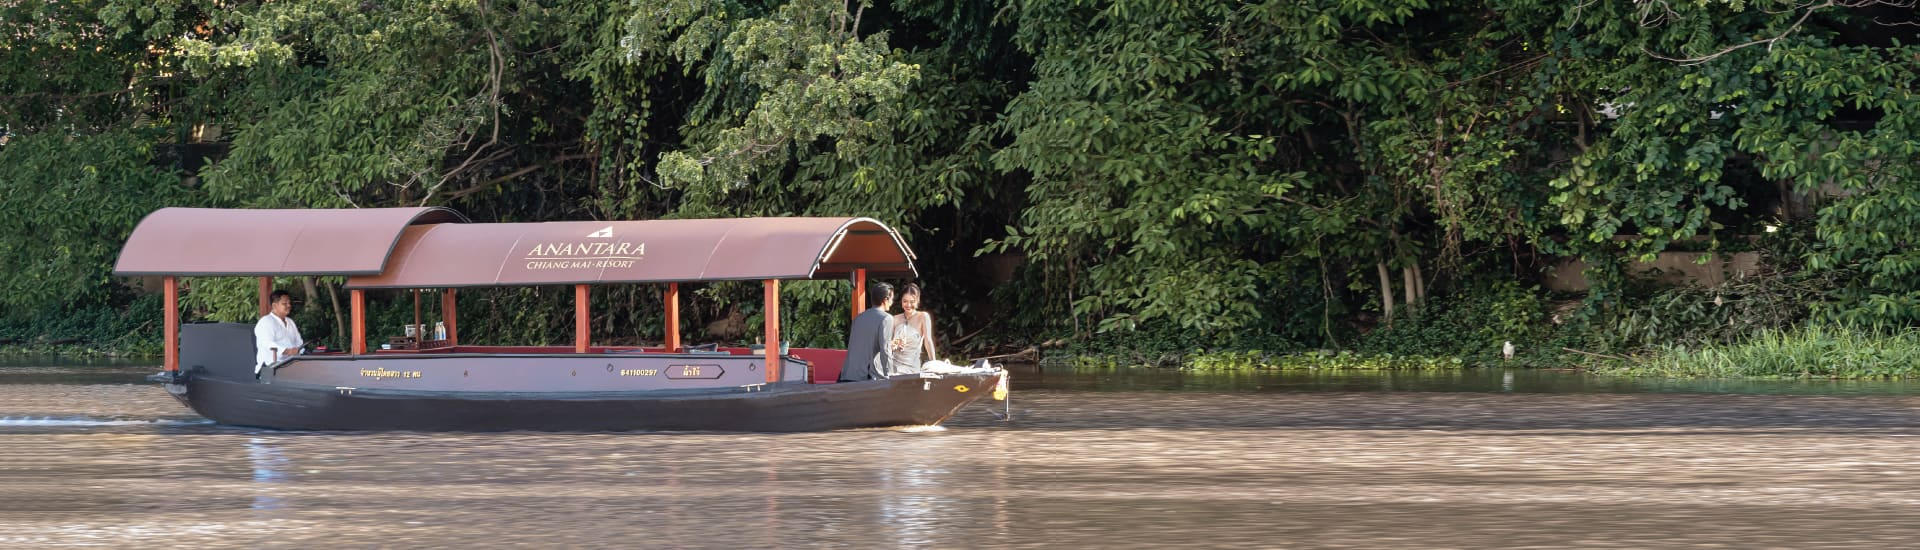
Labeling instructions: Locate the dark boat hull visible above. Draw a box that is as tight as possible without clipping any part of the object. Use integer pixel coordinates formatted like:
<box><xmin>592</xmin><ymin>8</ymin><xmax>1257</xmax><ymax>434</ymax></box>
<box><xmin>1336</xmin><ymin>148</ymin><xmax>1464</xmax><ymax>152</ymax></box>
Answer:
<box><xmin>163</xmin><ymin>371</ymin><xmax>1003</xmax><ymax>432</ymax></box>
<box><xmin>161</xmin><ymin>323</ymin><xmax>1003</xmax><ymax>431</ymax></box>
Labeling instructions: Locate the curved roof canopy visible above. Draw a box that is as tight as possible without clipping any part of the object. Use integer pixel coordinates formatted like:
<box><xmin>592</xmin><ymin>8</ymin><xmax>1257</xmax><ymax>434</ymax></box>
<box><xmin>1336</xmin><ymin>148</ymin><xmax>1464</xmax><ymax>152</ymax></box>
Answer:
<box><xmin>115</xmin><ymin>207</ymin><xmax>469</xmax><ymax>276</ymax></box>
<box><xmin>346</xmin><ymin>217</ymin><xmax>916</xmax><ymax>289</ymax></box>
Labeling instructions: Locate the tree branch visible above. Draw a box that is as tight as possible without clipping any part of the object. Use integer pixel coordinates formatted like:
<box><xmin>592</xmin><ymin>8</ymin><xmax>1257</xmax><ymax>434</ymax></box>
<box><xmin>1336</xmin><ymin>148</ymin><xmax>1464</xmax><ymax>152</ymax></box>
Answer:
<box><xmin>421</xmin><ymin>1</ymin><xmax>510</xmax><ymax>197</ymax></box>
<box><xmin>437</xmin><ymin>152</ymin><xmax>598</xmax><ymax>202</ymax></box>
<box><xmin>1644</xmin><ymin>0</ymin><xmax>1913</xmax><ymax>65</ymax></box>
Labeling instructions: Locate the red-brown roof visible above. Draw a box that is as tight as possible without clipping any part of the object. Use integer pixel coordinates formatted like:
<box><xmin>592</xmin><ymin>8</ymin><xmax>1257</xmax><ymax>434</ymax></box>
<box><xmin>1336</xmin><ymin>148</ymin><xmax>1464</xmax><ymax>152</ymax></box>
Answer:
<box><xmin>114</xmin><ymin>207</ymin><xmax>468</xmax><ymax>276</ymax></box>
<box><xmin>345</xmin><ymin>217</ymin><xmax>916</xmax><ymax>288</ymax></box>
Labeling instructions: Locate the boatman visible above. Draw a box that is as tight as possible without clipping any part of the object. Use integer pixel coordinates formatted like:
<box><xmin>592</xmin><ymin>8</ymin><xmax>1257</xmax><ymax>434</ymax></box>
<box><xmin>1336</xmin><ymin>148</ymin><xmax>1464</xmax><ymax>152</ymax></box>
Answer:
<box><xmin>839</xmin><ymin>282</ymin><xmax>897</xmax><ymax>382</ymax></box>
<box><xmin>254</xmin><ymin>290</ymin><xmax>304</xmax><ymax>378</ymax></box>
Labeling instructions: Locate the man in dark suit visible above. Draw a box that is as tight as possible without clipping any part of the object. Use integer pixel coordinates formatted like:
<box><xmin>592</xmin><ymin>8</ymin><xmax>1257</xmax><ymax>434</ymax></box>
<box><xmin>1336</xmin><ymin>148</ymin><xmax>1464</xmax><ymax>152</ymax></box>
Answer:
<box><xmin>839</xmin><ymin>282</ymin><xmax>896</xmax><ymax>382</ymax></box>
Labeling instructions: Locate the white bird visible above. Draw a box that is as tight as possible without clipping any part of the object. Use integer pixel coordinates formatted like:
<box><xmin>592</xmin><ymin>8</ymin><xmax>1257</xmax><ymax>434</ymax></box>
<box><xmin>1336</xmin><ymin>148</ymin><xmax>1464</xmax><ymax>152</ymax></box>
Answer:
<box><xmin>1502</xmin><ymin>341</ymin><xmax>1515</xmax><ymax>362</ymax></box>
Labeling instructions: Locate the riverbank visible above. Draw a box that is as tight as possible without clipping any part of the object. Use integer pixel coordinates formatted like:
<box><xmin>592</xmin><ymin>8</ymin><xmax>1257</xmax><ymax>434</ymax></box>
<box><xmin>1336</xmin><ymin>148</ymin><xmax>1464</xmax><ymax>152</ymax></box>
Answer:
<box><xmin>1592</xmin><ymin>324</ymin><xmax>1920</xmax><ymax>379</ymax></box>
<box><xmin>1049</xmin><ymin>349</ymin><xmax>1473</xmax><ymax>370</ymax></box>
<box><xmin>0</xmin><ymin>343</ymin><xmax>146</xmax><ymax>358</ymax></box>
<box><xmin>17</xmin><ymin>317</ymin><xmax>1920</xmax><ymax>380</ymax></box>
<box><xmin>0</xmin><ymin>297</ymin><xmax>159</xmax><ymax>358</ymax></box>
<box><xmin>1050</xmin><ymin>324</ymin><xmax>1920</xmax><ymax>381</ymax></box>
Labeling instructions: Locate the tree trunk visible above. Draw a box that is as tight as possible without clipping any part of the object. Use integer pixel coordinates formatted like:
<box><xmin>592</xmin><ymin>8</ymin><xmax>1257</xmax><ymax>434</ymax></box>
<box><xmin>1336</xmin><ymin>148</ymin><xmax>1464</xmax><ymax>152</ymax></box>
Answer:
<box><xmin>1319</xmin><ymin>257</ymin><xmax>1339</xmax><ymax>348</ymax></box>
<box><xmin>1069</xmin><ymin>258</ymin><xmax>1081</xmax><ymax>336</ymax></box>
<box><xmin>1376</xmin><ymin>261</ymin><xmax>1396</xmax><ymax>327</ymax></box>
<box><xmin>301</xmin><ymin>276</ymin><xmax>320</xmax><ymax>307</ymax></box>
<box><xmin>1413</xmin><ymin>263</ymin><xmax>1428</xmax><ymax>303</ymax></box>
<box><xmin>325</xmin><ymin>278</ymin><xmax>346</xmax><ymax>349</ymax></box>
<box><xmin>1402</xmin><ymin>265</ymin><xmax>1416</xmax><ymax>307</ymax></box>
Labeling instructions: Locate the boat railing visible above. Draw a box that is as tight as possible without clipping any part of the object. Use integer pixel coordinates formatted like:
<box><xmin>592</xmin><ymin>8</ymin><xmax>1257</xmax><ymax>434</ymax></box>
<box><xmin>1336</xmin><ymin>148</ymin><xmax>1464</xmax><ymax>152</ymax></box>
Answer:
<box><xmin>350</xmin><ymin>344</ymin><xmax>800</xmax><ymax>356</ymax></box>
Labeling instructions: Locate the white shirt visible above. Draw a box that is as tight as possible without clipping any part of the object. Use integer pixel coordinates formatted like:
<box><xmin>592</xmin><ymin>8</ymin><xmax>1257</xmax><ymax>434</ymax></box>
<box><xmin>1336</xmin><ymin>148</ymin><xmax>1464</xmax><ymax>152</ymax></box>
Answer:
<box><xmin>254</xmin><ymin>314</ymin><xmax>303</xmax><ymax>371</ymax></box>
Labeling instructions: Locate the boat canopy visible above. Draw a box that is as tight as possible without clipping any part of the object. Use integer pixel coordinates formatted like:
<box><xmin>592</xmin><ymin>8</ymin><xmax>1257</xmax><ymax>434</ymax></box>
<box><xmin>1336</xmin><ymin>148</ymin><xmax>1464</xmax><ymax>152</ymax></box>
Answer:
<box><xmin>117</xmin><ymin>208</ymin><xmax>911</xmax><ymax>372</ymax></box>
<box><xmin>113</xmin><ymin>207</ymin><xmax>469</xmax><ymax>276</ymax></box>
<box><xmin>345</xmin><ymin>217</ymin><xmax>916</xmax><ymax>289</ymax></box>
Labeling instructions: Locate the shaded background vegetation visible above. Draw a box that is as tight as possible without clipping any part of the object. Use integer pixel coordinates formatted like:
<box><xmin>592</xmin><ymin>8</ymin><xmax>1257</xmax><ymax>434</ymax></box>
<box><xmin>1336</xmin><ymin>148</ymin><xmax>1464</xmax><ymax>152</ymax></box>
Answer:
<box><xmin>4</xmin><ymin>0</ymin><xmax>1919</xmax><ymax>363</ymax></box>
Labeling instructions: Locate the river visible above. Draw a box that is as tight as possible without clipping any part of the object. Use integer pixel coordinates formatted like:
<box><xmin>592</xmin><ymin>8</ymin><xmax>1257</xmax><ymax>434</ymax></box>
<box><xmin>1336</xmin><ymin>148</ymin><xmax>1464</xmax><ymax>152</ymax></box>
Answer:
<box><xmin>5</xmin><ymin>359</ymin><xmax>1920</xmax><ymax>548</ymax></box>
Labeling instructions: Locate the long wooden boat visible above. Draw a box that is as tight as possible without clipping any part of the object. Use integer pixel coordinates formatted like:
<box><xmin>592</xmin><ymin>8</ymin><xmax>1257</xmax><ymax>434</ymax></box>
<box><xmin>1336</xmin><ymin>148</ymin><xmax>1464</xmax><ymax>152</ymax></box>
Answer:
<box><xmin>115</xmin><ymin>208</ymin><xmax>1005</xmax><ymax>431</ymax></box>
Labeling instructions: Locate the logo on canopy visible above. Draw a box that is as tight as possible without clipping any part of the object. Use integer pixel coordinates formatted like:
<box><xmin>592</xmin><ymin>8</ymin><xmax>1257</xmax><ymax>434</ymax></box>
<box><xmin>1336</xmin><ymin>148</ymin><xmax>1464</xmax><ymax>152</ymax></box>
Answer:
<box><xmin>523</xmin><ymin>226</ymin><xmax>645</xmax><ymax>271</ymax></box>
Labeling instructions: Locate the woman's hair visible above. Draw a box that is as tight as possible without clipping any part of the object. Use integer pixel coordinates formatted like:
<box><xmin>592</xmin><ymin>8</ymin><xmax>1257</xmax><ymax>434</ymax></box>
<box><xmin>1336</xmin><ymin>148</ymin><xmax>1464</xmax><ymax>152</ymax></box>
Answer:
<box><xmin>269</xmin><ymin>289</ymin><xmax>293</xmax><ymax>306</ymax></box>
<box><xmin>901</xmin><ymin>283</ymin><xmax>921</xmax><ymax>297</ymax></box>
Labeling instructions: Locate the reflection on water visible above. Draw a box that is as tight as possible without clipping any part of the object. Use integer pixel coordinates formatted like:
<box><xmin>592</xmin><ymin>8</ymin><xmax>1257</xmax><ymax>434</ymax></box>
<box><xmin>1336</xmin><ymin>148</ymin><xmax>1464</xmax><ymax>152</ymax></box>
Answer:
<box><xmin>4</xmin><ymin>359</ymin><xmax>1920</xmax><ymax>547</ymax></box>
<box><xmin>247</xmin><ymin>437</ymin><xmax>289</xmax><ymax>512</ymax></box>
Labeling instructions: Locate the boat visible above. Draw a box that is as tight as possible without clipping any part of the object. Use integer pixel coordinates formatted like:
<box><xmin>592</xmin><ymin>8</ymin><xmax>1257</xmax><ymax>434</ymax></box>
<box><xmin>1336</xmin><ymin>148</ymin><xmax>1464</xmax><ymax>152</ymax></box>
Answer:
<box><xmin>114</xmin><ymin>207</ymin><xmax>1007</xmax><ymax>431</ymax></box>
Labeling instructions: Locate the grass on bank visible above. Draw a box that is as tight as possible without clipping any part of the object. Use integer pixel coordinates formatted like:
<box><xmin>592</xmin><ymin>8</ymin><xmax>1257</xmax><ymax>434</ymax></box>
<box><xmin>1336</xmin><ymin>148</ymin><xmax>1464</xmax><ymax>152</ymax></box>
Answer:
<box><xmin>1600</xmin><ymin>324</ymin><xmax>1920</xmax><ymax>379</ymax></box>
<box><xmin>1048</xmin><ymin>349</ymin><xmax>1469</xmax><ymax>371</ymax></box>
<box><xmin>1050</xmin><ymin>323</ymin><xmax>1920</xmax><ymax>379</ymax></box>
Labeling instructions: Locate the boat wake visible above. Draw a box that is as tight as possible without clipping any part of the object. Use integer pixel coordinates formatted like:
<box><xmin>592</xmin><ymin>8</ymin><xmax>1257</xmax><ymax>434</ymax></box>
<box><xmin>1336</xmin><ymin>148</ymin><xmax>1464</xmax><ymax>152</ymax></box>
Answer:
<box><xmin>0</xmin><ymin>416</ymin><xmax>211</xmax><ymax>427</ymax></box>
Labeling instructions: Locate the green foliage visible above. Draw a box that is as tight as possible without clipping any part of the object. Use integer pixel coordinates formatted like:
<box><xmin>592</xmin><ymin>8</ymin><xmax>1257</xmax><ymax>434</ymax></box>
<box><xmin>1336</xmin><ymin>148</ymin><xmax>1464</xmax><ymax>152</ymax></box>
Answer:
<box><xmin>983</xmin><ymin>0</ymin><xmax>1920</xmax><ymax>344</ymax></box>
<box><xmin>0</xmin><ymin>0</ymin><xmax>198</xmax><ymax>134</ymax></box>
<box><xmin>0</xmin><ymin>130</ymin><xmax>194</xmax><ymax>318</ymax></box>
<box><xmin>178</xmin><ymin>277</ymin><xmax>267</xmax><ymax>324</ymax></box>
<box><xmin>757</xmin><ymin>280</ymin><xmax>854</xmax><ymax>349</ymax></box>
<box><xmin>1602</xmin><ymin>324</ymin><xmax>1920</xmax><ymax>379</ymax></box>
<box><xmin>1346</xmin><ymin>276</ymin><xmax>1640</xmax><ymax>369</ymax></box>
<box><xmin>989</xmin><ymin>1</ymin><xmax>1303</xmax><ymax>335</ymax></box>
<box><xmin>1608</xmin><ymin>267</ymin><xmax>1831</xmax><ymax>349</ymax></box>
<box><xmin>623</xmin><ymin>0</ymin><xmax>920</xmax><ymax>194</ymax></box>
<box><xmin>0</xmin><ymin>294</ymin><xmax>162</xmax><ymax>356</ymax></box>
<box><xmin>1058</xmin><ymin>349</ymin><xmax>1464</xmax><ymax>371</ymax></box>
<box><xmin>1585</xmin><ymin>1</ymin><xmax>1920</xmax><ymax>322</ymax></box>
<box><xmin>6</xmin><ymin>0</ymin><xmax>1920</xmax><ymax>368</ymax></box>
<box><xmin>175</xmin><ymin>0</ymin><xmax>582</xmax><ymax>207</ymax></box>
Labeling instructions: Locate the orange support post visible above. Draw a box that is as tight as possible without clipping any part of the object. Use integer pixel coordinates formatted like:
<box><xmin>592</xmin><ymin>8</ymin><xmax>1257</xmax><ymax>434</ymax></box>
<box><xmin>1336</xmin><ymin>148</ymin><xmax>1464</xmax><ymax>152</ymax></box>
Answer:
<box><xmin>163</xmin><ymin>276</ymin><xmax>179</xmax><ymax>372</ymax></box>
<box><xmin>351</xmin><ymin>289</ymin><xmax>367</xmax><ymax>355</ymax></box>
<box><xmin>764</xmin><ymin>279</ymin><xmax>780</xmax><ymax>383</ymax></box>
<box><xmin>575</xmin><ymin>284</ymin><xmax>590</xmax><ymax>353</ymax></box>
<box><xmin>442</xmin><ymin>288</ymin><xmax>458</xmax><ymax>346</ymax></box>
<box><xmin>664</xmin><ymin>282</ymin><xmax>681</xmax><ymax>353</ymax></box>
<box><xmin>852</xmin><ymin>268</ymin><xmax>866</xmax><ymax>320</ymax></box>
<box><xmin>258</xmin><ymin>276</ymin><xmax>272</xmax><ymax>316</ymax></box>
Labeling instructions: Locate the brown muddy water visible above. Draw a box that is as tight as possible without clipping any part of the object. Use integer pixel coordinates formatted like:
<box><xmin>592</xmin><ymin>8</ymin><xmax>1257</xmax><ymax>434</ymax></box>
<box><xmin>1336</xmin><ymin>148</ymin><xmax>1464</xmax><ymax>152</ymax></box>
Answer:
<box><xmin>6</xmin><ymin>360</ymin><xmax>1920</xmax><ymax>548</ymax></box>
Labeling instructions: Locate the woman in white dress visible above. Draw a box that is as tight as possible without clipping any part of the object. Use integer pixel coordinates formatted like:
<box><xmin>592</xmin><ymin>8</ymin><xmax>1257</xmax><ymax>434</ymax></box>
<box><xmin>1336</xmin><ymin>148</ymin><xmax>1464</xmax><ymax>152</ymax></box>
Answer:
<box><xmin>254</xmin><ymin>290</ymin><xmax>303</xmax><ymax>377</ymax></box>
<box><xmin>889</xmin><ymin>283</ymin><xmax>937</xmax><ymax>373</ymax></box>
